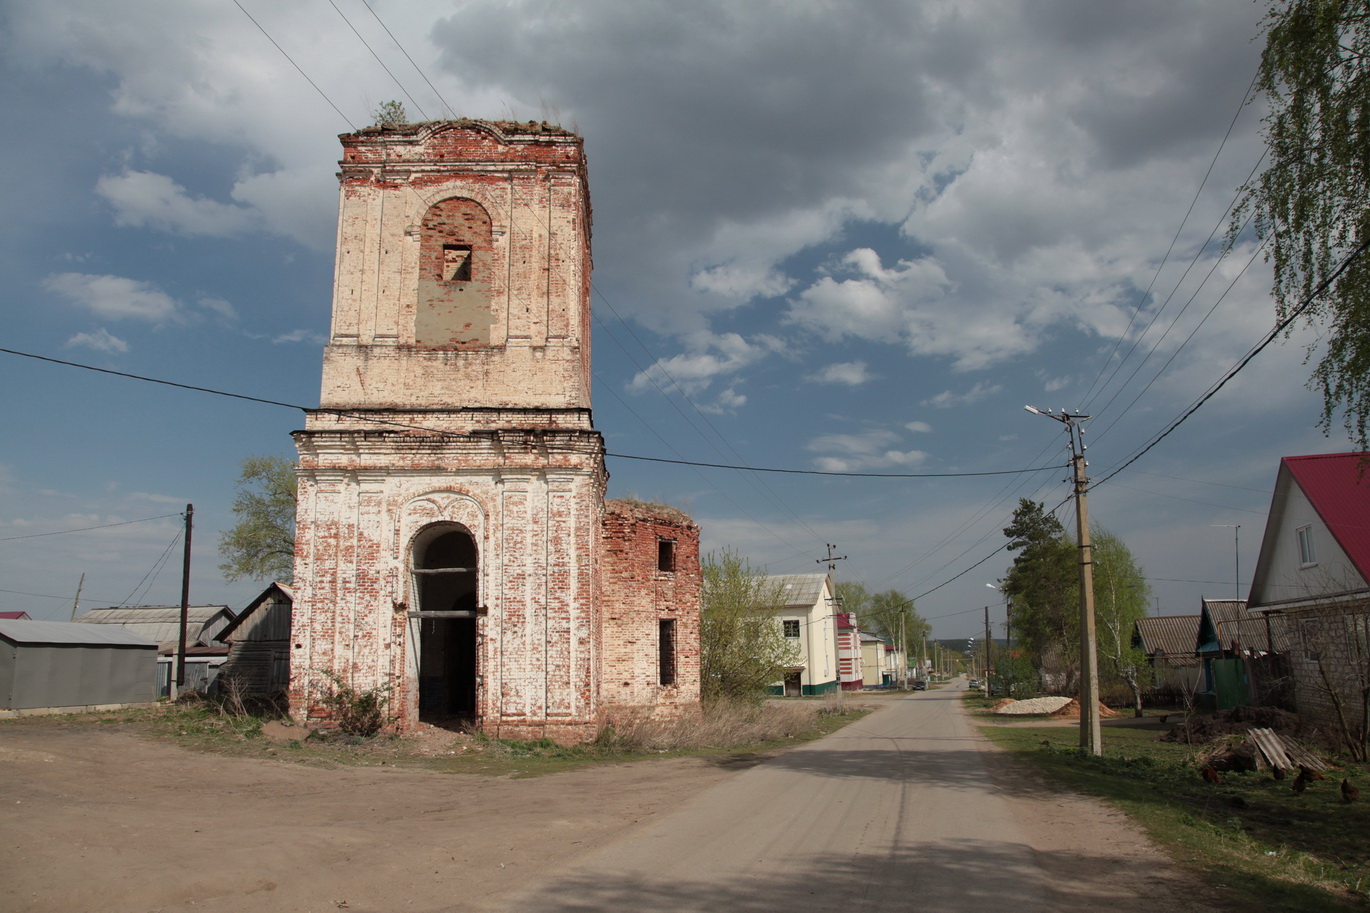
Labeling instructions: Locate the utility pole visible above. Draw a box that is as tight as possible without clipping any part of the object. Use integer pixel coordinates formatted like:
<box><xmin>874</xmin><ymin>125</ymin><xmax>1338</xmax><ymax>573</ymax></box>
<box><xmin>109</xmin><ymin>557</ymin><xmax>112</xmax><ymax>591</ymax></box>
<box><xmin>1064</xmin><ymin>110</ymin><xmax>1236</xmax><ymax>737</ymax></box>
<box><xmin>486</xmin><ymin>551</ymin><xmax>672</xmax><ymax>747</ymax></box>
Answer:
<box><xmin>1211</xmin><ymin>524</ymin><xmax>1241</xmax><ymax>600</ymax></box>
<box><xmin>175</xmin><ymin>504</ymin><xmax>193</xmax><ymax>700</ymax></box>
<box><xmin>1025</xmin><ymin>406</ymin><xmax>1102</xmax><ymax>756</ymax></box>
<box><xmin>984</xmin><ymin>605</ymin><xmax>993</xmax><ymax>691</ymax></box>
<box><xmin>69</xmin><ymin>573</ymin><xmax>85</xmax><ymax>622</ymax></box>
<box><xmin>816</xmin><ymin>543</ymin><xmax>847</xmax><ymax>573</ymax></box>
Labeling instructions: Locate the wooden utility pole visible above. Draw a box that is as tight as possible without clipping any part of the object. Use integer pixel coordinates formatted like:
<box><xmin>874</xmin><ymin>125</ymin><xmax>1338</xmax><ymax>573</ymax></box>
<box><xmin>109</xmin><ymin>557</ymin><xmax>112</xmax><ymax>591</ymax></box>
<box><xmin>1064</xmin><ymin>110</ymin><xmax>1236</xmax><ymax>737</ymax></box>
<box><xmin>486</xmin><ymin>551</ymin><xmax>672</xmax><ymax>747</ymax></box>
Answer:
<box><xmin>175</xmin><ymin>504</ymin><xmax>193</xmax><ymax>699</ymax></box>
<box><xmin>69</xmin><ymin>573</ymin><xmax>84</xmax><ymax>622</ymax></box>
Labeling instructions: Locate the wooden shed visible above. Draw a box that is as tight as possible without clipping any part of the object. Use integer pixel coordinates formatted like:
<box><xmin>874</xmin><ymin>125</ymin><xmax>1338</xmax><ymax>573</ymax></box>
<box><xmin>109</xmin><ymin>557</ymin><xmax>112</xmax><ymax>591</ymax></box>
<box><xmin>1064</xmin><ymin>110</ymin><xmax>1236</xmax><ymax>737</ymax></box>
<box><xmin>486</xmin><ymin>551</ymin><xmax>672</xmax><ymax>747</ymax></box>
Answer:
<box><xmin>215</xmin><ymin>583</ymin><xmax>293</xmax><ymax>698</ymax></box>
<box><xmin>0</xmin><ymin>619</ymin><xmax>157</xmax><ymax>712</ymax></box>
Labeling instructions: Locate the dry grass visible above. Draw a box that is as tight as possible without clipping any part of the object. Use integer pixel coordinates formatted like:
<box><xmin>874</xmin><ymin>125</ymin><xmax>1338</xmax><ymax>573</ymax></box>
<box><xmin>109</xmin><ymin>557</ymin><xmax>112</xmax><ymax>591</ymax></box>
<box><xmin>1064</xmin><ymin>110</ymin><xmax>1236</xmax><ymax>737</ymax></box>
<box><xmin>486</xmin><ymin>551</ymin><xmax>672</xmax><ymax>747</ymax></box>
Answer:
<box><xmin>596</xmin><ymin>693</ymin><xmax>857</xmax><ymax>753</ymax></box>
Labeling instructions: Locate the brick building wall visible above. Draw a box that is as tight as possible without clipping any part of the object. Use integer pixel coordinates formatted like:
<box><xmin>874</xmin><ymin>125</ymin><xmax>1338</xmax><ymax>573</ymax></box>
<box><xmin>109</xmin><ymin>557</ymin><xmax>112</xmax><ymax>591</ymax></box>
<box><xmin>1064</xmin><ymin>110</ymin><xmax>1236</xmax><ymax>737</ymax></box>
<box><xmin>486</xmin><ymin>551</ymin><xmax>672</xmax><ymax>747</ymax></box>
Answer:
<box><xmin>599</xmin><ymin>500</ymin><xmax>702</xmax><ymax>721</ymax></box>
<box><xmin>289</xmin><ymin>120</ymin><xmax>700</xmax><ymax>742</ymax></box>
<box><xmin>1287</xmin><ymin>603</ymin><xmax>1370</xmax><ymax>742</ymax></box>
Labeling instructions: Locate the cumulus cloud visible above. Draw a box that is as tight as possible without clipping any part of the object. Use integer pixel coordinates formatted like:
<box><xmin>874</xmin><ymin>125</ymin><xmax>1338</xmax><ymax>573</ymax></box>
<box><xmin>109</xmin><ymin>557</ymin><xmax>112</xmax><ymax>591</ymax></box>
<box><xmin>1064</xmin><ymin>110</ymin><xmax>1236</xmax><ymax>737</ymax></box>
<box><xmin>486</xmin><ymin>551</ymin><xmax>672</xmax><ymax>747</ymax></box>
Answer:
<box><xmin>628</xmin><ymin>332</ymin><xmax>774</xmax><ymax>396</ymax></box>
<box><xmin>196</xmin><ymin>297</ymin><xmax>237</xmax><ymax>321</ymax></box>
<box><xmin>806</xmin><ymin>430</ymin><xmax>928</xmax><ymax>473</ymax></box>
<box><xmin>905</xmin><ymin>421</ymin><xmax>932</xmax><ymax>433</ymax></box>
<box><xmin>65</xmin><ymin>328</ymin><xmax>129</xmax><ymax>354</ymax></box>
<box><xmin>44</xmin><ymin>273</ymin><xmax>179</xmax><ymax>323</ymax></box>
<box><xmin>96</xmin><ymin>171</ymin><xmax>256</xmax><ymax>236</ymax></box>
<box><xmin>811</xmin><ymin>361</ymin><xmax>871</xmax><ymax>386</ymax></box>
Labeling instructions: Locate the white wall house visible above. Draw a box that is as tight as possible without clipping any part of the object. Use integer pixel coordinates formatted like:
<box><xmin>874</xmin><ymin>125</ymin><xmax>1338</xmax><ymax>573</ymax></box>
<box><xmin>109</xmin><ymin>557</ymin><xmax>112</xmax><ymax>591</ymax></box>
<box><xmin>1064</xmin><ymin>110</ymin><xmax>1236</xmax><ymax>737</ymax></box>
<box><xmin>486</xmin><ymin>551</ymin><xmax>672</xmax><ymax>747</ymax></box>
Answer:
<box><xmin>1247</xmin><ymin>452</ymin><xmax>1370</xmax><ymax>740</ymax></box>
<box><xmin>765</xmin><ymin>574</ymin><xmax>839</xmax><ymax>696</ymax></box>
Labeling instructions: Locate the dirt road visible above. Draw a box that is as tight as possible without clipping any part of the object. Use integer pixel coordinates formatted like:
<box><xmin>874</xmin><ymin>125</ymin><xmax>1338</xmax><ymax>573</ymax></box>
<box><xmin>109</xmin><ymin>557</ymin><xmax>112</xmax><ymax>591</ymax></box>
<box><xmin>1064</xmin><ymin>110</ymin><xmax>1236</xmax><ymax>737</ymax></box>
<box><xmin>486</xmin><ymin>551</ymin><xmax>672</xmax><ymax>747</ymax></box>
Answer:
<box><xmin>2</xmin><ymin>691</ymin><xmax>1226</xmax><ymax>913</ymax></box>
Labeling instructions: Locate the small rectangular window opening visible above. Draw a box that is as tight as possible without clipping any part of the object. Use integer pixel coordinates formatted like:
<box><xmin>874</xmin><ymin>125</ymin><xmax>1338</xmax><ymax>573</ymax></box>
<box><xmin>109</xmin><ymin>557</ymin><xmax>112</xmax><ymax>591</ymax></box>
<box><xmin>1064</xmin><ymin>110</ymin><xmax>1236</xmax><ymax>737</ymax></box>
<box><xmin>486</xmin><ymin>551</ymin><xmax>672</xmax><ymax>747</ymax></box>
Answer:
<box><xmin>658</xmin><ymin>618</ymin><xmax>677</xmax><ymax>686</ymax></box>
<box><xmin>783</xmin><ymin>619</ymin><xmax>801</xmax><ymax>639</ymax></box>
<box><xmin>443</xmin><ymin>244</ymin><xmax>473</xmax><ymax>282</ymax></box>
<box><xmin>657</xmin><ymin>539</ymin><xmax>676</xmax><ymax>572</ymax></box>
<box><xmin>1297</xmin><ymin>525</ymin><xmax>1317</xmax><ymax>566</ymax></box>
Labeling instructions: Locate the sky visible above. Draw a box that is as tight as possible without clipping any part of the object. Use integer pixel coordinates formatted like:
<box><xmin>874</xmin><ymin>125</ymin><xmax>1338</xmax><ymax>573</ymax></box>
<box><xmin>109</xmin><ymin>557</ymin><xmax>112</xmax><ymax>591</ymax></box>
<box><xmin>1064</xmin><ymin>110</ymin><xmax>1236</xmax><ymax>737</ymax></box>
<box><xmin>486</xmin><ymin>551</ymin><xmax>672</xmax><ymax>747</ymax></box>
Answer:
<box><xmin>0</xmin><ymin>0</ymin><xmax>1350</xmax><ymax>642</ymax></box>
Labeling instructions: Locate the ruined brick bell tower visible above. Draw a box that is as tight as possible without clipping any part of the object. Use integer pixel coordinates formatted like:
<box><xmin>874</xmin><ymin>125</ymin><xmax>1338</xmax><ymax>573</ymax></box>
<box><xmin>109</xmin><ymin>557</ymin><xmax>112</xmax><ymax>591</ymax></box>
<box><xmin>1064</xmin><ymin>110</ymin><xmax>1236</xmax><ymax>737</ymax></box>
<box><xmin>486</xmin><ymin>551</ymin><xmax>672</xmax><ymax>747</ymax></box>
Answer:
<box><xmin>289</xmin><ymin>120</ymin><xmax>607</xmax><ymax>740</ymax></box>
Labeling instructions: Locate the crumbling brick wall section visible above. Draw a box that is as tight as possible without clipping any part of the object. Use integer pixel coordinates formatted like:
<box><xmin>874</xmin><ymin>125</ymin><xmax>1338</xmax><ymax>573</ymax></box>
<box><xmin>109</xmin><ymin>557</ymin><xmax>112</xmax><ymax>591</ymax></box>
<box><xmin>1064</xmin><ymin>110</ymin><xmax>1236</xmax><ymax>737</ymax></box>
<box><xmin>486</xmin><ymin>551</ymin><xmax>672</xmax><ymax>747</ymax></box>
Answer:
<box><xmin>1287</xmin><ymin>603</ymin><xmax>1370</xmax><ymax>743</ymax></box>
<box><xmin>599</xmin><ymin>500</ymin><xmax>703</xmax><ymax>721</ymax></box>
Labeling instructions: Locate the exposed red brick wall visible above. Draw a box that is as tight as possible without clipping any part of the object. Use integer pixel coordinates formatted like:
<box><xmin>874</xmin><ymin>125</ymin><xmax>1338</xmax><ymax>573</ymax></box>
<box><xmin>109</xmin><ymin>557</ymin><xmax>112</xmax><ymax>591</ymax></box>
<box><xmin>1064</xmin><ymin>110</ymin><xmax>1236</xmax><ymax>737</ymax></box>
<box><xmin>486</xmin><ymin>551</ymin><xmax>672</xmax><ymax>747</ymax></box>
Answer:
<box><xmin>599</xmin><ymin>500</ymin><xmax>703</xmax><ymax>722</ymax></box>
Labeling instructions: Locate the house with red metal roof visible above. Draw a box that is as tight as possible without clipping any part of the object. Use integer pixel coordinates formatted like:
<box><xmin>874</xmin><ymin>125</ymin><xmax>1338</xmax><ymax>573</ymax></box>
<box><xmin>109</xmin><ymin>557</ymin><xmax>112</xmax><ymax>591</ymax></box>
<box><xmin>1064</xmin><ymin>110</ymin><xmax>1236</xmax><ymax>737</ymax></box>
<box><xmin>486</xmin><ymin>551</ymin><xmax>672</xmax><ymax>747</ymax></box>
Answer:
<box><xmin>1247</xmin><ymin>452</ymin><xmax>1370</xmax><ymax>753</ymax></box>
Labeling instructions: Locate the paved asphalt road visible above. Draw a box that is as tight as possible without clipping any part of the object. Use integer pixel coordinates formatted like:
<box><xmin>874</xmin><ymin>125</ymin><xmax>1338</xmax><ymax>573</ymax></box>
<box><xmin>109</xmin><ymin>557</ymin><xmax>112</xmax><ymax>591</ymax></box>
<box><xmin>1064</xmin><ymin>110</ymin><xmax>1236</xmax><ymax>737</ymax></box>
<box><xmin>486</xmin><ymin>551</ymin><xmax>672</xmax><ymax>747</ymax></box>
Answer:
<box><xmin>473</xmin><ymin>683</ymin><xmax>1204</xmax><ymax>913</ymax></box>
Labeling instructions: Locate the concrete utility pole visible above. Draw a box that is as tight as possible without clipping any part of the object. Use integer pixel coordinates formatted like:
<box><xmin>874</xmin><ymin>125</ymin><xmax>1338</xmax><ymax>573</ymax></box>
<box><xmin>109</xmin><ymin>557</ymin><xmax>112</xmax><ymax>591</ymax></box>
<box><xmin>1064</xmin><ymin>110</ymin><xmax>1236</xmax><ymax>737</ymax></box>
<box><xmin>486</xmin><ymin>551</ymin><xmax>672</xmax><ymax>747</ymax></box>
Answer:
<box><xmin>1025</xmin><ymin>406</ymin><xmax>1102</xmax><ymax>756</ymax></box>
<box><xmin>984</xmin><ymin>605</ymin><xmax>993</xmax><ymax>689</ymax></box>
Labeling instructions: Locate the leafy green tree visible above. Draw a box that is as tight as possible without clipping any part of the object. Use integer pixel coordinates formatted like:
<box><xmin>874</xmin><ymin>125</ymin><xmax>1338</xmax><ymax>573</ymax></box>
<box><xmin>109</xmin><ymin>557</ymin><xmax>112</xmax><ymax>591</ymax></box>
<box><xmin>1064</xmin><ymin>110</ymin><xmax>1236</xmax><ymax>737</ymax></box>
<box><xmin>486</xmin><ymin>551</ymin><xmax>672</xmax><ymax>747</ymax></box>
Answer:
<box><xmin>700</xmin><ymin>549</ymin><xmax>794</xmax><ymax>702</ymax></box>
<box><xmin>373</xmin><ymin>99</ymin><xmax>408</xmax><ymax>128</ymax></box>
<box><xmin>1233</xmin><ymin>1</ymin><xmax>1370</xmax><ymax>447</ymax></box>
<box><xmin>865</xmin><ymin>590</ymin><xmax>930</xmax><ymax>662</ymax></box>
<box><xmin>1092</xmin><ymin>527</ymin><xmax>1151</xmax><ymax>714</ymax></box>
<box><xmin>1000</xmin><ymin>499</ymin><xmax>1077</xmax><ymax>687</ymax></box>
<box><xmin>218</xmin><ymin>455</ymin><xmax>297</xmax><ymax>583</ymax></box>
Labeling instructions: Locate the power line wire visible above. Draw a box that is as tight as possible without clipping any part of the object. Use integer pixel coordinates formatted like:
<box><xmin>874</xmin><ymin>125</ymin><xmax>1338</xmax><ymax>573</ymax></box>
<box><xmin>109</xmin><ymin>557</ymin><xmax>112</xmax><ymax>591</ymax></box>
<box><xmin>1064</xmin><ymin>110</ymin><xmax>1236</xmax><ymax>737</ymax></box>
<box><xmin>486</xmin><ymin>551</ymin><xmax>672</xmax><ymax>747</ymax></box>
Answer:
<box><xmin>327</xmin><ymin>0</ymin><xmax>428</xmax><ymax>121</ymax></box>
<box><xmin>0</xmin><ymin>514</ymin><xmax>181</xmax><ymax>543</ymax></box>
<box><xmin>0</xmin><ymin>347</ymin><xmax>1050</xmax><ymax>480</ymax></box>
<box><xmin>1094</xmin><ymin>236</ymin><xmax>1370</xmax><ymax>488</ymax></box>
<box><xmin>232</xmin><ymin>0</ymin><xmax>357</xmax><ymax>131</ymax></box>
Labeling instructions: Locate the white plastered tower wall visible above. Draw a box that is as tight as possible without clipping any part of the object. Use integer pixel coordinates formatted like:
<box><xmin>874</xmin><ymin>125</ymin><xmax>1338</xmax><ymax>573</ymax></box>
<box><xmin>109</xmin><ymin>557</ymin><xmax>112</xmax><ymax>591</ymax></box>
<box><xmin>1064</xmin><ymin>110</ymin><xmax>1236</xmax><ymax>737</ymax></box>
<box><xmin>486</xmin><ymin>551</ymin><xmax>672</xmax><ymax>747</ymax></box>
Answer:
<box><xmin>288</xmin><ymin>121</ymin><xmax>607</xmax><ymax>741</ymax></box>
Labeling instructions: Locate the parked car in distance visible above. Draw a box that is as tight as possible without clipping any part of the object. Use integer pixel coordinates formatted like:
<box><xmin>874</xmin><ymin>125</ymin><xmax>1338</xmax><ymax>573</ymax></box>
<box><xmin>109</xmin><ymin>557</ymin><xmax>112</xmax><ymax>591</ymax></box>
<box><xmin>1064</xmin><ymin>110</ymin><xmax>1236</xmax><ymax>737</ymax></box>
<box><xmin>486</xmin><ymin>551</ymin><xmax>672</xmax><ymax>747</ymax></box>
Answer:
<box><xmin>911</xmin><ymin>680</ymin><xmax>928</xmax><ymax>691</ymax></box>
<box><xmin>968</xmin><ymin>678</ymin><xmax>980</xmax><ymax>689</ymax></box>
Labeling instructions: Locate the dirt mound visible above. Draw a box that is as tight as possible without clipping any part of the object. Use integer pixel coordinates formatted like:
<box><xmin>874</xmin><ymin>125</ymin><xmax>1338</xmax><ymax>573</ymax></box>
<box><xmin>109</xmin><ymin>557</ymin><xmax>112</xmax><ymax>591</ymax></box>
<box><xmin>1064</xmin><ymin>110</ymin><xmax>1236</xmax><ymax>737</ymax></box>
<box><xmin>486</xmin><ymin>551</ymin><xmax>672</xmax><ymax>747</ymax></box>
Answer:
<box><xmin>1160</xmin><ymin>705</ymin><xmax>1304</xmax><ymax>744</ymax></box>
<box><xmin>990</xmin><ymin>698</ymin><xmax>1017</xmax><ymax>711</ymax></box>
<box><xmin>1049</xmin><ymin>698</ymin><xmax>1118</xmax><ymax>719</ymax></box>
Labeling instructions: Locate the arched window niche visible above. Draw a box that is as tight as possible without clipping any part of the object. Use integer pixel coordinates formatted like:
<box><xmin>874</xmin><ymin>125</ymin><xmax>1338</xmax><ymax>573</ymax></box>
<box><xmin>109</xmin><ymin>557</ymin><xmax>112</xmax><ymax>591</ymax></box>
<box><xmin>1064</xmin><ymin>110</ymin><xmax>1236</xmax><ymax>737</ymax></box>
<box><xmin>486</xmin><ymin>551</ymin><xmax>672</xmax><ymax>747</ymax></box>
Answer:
<box><xmin>416</xmin><ymin>197</ymin><xmax>494</xmax><ymax>347</ymax></box>
<box><xmin>408</xmin><ymin>524</ymin><xmax>481</xmax><ymax>723</ymax></box>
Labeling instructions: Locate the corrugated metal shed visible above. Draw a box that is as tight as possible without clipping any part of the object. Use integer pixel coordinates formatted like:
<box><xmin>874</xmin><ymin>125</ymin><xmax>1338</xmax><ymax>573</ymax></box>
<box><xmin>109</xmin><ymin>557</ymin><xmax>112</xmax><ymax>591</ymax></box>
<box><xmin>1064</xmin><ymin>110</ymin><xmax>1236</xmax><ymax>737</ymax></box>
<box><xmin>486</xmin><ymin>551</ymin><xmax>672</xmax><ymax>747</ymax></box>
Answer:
<box><xmin>75</xmin><ymin>605</ymin><xmax>235</xmax><ymax>652</ymax></box>
<box><xmin>1133</xmin><ymin>615</ymin><xmax>1201</xmax><ymax>665</ymax></box>
<box><xmin>0</xmin><ymin>619</ymin><xmax>157</xmax><ymax>647</ymax></box>
<box><xmin>1197</xmin><ymin>599</ymin><xmax>1249</xmax><ymax>654</ymax></box>
<box><xmin>0</xmin><ymin>619</ymin><xmax>157</xmax><ymax>711</ymax></box>
<box><xmin>1217</xmin><ymin>615</ymin><xmax>1299</xmax><ymax>655</ymax></box>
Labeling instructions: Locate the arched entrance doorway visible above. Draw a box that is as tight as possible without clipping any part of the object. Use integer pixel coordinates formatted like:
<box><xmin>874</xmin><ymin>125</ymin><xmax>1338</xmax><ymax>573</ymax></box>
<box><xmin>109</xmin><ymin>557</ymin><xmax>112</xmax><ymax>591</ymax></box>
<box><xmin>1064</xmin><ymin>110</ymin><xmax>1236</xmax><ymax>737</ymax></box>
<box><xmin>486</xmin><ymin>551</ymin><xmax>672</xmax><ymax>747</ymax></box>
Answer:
<box><xmin>410</xmin><ymin>525</ymin><xmax>479</xmax><ymax>725</ymax></box>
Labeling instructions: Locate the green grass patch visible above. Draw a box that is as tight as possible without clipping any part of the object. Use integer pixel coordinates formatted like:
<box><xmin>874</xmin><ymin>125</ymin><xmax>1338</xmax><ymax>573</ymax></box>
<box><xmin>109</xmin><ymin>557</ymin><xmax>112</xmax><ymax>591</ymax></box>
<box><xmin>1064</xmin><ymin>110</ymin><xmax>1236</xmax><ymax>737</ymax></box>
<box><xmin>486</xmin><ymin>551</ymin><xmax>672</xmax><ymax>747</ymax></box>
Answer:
<box><xmin>980</xmin><ymin>719</ymin><xmax>1370</xmax><ymax>912</ymax></box>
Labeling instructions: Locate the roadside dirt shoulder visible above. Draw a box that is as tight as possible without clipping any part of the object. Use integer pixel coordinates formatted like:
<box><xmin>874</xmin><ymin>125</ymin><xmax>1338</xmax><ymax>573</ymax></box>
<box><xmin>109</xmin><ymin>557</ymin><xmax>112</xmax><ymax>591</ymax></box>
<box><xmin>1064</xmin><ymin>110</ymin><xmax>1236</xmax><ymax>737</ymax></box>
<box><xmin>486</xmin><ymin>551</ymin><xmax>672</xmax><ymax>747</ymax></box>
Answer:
<box><xmin>1</xmin><ymin>720</ymin><xmax>734</xmax><ymax>913</ymax></box>
<box><xmin>976</xmin><ymin>726</ymin><xmax>1235</xmax><ymax>913</ymax></box>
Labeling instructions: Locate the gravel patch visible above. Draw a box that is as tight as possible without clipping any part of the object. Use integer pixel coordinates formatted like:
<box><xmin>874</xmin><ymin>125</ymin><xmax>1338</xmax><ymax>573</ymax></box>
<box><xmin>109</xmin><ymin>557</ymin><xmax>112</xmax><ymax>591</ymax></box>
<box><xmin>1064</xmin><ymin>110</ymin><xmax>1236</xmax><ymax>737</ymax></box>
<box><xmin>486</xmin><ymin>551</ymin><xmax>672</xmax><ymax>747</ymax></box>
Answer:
<box><xmin>992</xmin><ymin>696</ymin><xmax>1073</xmax><ymax>715</ymax></box>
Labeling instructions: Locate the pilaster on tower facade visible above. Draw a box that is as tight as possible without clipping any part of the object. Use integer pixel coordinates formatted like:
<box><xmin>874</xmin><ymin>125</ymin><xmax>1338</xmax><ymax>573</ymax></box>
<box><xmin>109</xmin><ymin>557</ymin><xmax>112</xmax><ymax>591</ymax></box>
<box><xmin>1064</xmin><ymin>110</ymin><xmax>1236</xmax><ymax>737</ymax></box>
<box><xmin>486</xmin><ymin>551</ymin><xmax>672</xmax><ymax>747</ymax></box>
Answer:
<box><xmin>289</xmin><ymin>120</ymin><xmax>607</xmax><ymax>741</ymax></box>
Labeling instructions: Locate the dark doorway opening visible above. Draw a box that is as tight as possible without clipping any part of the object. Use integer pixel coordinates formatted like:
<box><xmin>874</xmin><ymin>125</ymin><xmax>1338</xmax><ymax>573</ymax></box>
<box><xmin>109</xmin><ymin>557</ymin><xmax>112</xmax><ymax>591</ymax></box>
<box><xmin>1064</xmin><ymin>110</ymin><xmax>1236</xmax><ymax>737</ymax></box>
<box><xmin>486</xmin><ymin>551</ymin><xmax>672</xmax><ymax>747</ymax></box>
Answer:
<box><xmin>412</xmin><ymin>527</ymin><xmax>479</xmax><ymax>727</ymax></box>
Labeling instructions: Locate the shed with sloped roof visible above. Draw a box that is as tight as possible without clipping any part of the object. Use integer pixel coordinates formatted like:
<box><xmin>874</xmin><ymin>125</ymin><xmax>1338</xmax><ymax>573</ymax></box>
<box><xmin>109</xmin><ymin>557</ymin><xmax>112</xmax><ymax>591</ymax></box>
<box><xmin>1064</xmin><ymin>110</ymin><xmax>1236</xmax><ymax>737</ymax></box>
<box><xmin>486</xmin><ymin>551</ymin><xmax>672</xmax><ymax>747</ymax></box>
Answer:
<box><xmin>0</xmin><ymin>619</ymin><xmax>157</xmax><ymax>712</ymax></box>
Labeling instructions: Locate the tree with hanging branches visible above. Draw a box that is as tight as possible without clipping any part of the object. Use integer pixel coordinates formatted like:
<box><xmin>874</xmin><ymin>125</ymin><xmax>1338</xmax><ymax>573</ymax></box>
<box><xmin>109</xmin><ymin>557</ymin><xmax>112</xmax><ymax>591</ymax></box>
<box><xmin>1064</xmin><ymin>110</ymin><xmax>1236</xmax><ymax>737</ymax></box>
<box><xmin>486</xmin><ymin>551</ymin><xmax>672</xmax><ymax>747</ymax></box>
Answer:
<box><xmin>1232</xmin><ymin>0</ymin><xmax>1370</xmax><ymax>447</ymax></box>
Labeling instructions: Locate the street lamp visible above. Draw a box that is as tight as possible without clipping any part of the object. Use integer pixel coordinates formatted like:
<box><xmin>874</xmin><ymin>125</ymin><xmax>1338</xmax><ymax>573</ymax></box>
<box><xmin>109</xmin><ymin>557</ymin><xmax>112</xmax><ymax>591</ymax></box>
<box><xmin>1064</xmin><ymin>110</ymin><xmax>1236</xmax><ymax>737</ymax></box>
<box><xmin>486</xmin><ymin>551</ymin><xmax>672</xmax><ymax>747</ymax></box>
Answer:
<box><xmin>1025</xmin><ymin>405</ymin><xmax>1102</xmax><ymax>757</ymax></box>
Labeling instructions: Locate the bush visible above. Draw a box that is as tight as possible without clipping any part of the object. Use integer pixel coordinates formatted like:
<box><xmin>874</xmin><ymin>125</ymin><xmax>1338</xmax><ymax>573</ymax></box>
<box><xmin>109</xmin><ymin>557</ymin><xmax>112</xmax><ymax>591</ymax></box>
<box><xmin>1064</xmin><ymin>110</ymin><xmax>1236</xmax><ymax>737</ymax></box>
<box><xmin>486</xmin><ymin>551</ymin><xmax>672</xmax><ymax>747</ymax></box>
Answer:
<box><xmin>318</xmin><ymin>672</ymin><xmax>391</xmax><ymax>737</ymax></box>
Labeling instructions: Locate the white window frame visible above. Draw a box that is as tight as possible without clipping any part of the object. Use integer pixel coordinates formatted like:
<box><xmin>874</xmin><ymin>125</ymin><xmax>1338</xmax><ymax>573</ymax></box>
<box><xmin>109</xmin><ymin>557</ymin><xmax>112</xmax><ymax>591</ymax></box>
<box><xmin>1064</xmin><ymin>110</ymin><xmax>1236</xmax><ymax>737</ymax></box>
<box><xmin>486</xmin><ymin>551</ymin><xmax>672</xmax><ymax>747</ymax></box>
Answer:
<box><xmin>783</xmin><ymin>618</ymin><xmax>801</xmax><ymax>639</ymax></box>
<box><xmin>1297</xmin><ymin>525</ymin><xmax>1317</xmax><ymax>567</ymax></box>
